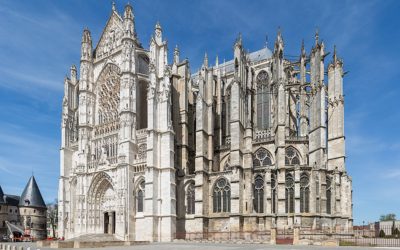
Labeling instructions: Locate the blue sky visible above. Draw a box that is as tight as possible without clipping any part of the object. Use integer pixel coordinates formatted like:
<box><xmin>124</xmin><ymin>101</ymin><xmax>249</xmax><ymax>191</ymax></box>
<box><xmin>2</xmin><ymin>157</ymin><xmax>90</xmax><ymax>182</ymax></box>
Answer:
<box><xmin>0</xmin><ymin>0</ymin><xmax>399</xmax><ymax>225</ymax></box>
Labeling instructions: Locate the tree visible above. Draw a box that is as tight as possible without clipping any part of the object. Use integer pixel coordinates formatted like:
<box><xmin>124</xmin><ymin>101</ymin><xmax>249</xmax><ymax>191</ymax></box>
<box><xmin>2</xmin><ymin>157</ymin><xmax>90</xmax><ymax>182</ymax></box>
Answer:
<box><xmin>380</xmin><ymin>213</ymin><xmax>396</xmax><ymax>221</ymax></box>
<box><xmin>47</xmin><ymin>199</ymin><xmax>58</xmax><ymax>238</ymax></box>
<box><xmin>379</xmin><ymin>229</ymin><xmax>386</xmax><ymax>238</ymax></box>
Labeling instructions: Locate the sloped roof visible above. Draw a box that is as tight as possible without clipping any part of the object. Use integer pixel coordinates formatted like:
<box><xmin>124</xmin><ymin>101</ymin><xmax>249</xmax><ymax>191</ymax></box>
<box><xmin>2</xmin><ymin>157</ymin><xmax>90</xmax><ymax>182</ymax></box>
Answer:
<box><xmin>19</xmin><ymin>176</ymin><xmax>46</xmax><ymax>208</ymax></box>
<box><xmin>0</xmin><ymin>185</ymin><xmax>5</xmax><ymax>204</ymax></box>
<box><xmin>4</xmin><ymin>195</ymin><xmax>20</xmax><ymax>206</ymax></box>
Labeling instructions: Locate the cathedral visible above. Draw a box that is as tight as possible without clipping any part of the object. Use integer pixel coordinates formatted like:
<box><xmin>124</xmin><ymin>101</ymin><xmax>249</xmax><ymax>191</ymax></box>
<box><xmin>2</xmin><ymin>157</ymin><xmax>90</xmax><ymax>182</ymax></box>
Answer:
<box><xmin>58</xmin><ymin>3</ymin><xmax>353</xmax><ymax>242</ymax></box>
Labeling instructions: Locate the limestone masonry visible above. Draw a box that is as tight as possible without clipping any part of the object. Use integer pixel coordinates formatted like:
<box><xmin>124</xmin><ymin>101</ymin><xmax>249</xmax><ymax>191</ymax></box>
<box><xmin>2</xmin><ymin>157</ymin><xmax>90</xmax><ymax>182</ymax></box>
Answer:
<box><xmin>58</xmin><ymin>3</ymin><xmax>353</xmax><ymax>242</ymax></box>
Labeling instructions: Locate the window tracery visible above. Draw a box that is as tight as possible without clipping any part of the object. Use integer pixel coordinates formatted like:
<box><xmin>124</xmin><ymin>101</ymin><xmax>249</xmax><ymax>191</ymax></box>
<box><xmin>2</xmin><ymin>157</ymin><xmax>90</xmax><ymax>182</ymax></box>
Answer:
<box><xmin>253</xmin><ymin>175</ymin><xmax>264</xmax><ymax>213</ymax></box>
<box><xmin>271</xmin><ymin>172</ymin><xmax>277</xmax><ymax>213</ymax></box>
<box><xmin>285</xmin><ymin>147</ymin><xmax>301</xmax><ymax>165</ymax></box>
<box><xmin>253</xmin><ymin>148</ymin><xmax>272</xmax><ymax>167</ymax></box>
<box><xmin>256</xmin><ymin>71</ymin><xmax>270</xmax><ymax>130</ymax></box>
<box><xmin>300</xmin><ymin>172</ymin><xmax>310</xmax><ymax>213</ymax></box>
<box><xmin>326</xmin><ymin>176</ymin><xmax>332</xmax><ymax>214</ymax></box>
<box><xmin>213</xmin><ymin>178</ymin><xmax>231</xmax><ymax>213</ymax></box>
<box><xmin>97</xmin><ymin>64</ymin><xmax>121</xmax><ymax>126</ymax></box>
<box><xmin>186</xmin><ymin>183</ymin><xmax>195</xmax><ymax>215</ymax></box>
<box><xmin>136</xmin><ymin>180</ymin><xmax>145</xmax><ymax>213</ymax></box>
<box><xmin>285</xmin><ymin>173</ymin><xmax>295</xmax><ymax>213</ymax></box>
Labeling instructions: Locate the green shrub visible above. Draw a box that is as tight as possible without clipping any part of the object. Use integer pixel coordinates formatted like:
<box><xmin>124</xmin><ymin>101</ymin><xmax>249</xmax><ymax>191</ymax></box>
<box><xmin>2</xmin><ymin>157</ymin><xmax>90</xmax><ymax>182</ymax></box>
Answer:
<box><xmin>379</xmin><ymin>229</ymin><xmax>385</xmax><ymax>238</ymax></box>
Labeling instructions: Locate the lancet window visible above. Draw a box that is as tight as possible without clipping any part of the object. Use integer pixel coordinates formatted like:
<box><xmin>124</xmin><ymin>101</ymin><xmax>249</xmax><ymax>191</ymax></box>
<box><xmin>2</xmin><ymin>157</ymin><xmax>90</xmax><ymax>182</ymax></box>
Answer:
<box><xmin>213</xmin><ymin>178</ymin><xmax>231</xmax><ymax>213</ymax></box>
<box><xmin>300</xmin><ymin>172</ymin><xmax>310</xmax><ymax>213</ymax></box>
<box><xmin>136</xmin><ymin>180</ymin><xmax>145</xmax><ymax>213</ymax></box>
<box><xmin>285</xmin><ymin>146</ymin><xmax>301</xmax><ymax>165</ymax></box>
<box><xmin>256</xmin><ymin>71</ymin><xmax>270</xmax><ymax>130</ymax></box>
<box><xmin>285</xmin><ymin>173</ymin><xmax>295</xmax><ymax>213</ymax></box>
<box><xmin>253</xmin><ymin>147</ymin><xmax>272</xmax><ymax>167</ymax></box>
<box><xmin>186</xmin><ymin>183</ymin><xmax>195</xmax><ymax>215</ymax></box>
<box><xmin>253</xmin><ymin>175</ymin><xmax>264</xmax><ymax>213</ymax></box>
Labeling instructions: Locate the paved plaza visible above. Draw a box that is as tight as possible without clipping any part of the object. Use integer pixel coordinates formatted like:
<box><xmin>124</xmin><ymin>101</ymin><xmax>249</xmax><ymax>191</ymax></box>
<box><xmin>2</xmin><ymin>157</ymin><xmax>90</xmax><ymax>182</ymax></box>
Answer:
<box><xmin>4</xmin><ymin>242</ymin><xmax>400</xmax><ymax>250</ymax></box>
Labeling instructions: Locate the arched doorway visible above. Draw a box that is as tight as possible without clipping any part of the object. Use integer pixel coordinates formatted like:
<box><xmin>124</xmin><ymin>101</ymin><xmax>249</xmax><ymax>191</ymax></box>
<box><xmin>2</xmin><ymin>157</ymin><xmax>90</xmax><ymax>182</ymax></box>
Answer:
<box><xmin>87</xmin><ymin>172</ymin><xmax>117</xmax><ymax>235</ymax></box>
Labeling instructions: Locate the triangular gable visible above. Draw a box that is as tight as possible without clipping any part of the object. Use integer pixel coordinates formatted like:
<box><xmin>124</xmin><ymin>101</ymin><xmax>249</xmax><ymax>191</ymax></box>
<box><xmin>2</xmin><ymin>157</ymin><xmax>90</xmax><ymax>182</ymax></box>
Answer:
<box><xmin>94</xmin><ymin>11</ymin><xmax>124</xmax><ymax>58</ymax></box>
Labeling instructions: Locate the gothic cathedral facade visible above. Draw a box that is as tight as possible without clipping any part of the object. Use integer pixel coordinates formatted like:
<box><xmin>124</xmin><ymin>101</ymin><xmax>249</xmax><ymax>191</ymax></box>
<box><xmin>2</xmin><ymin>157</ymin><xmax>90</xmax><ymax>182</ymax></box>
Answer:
<box><xmin>58</xmin><ymin>4</ymin><xmax>352</xmax><ymax>242</ymax></box>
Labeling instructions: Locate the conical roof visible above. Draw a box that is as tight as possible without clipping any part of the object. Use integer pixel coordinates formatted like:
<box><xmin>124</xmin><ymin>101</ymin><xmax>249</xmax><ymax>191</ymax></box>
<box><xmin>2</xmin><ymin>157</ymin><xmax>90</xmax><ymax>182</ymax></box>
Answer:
<box><xmin>19</xmin><ymin>176</ymin><xmax>46</xmax><ymax>208</ymax></box>
<box><xmin>0</xmin><ymin>185</ymin><xmax>5</xmax><ymax>204</ymax></box>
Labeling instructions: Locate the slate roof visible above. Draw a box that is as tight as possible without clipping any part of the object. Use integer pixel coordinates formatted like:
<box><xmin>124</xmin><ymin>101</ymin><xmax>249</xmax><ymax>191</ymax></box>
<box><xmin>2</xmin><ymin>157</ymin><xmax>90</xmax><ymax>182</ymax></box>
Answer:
<box><xmin>0</xmin><ymin>185</ymin><xmax>5</xmax><ymax>204</ymax></box>
<box><xmin>18</xmin><ymin>176</ymin><xmax>46</xmax><ymax>208</ymax></box>
<box><xmin>4</xmin><ymin>195</ymin><xmax>20</xmax><ymax>206</ymax></box>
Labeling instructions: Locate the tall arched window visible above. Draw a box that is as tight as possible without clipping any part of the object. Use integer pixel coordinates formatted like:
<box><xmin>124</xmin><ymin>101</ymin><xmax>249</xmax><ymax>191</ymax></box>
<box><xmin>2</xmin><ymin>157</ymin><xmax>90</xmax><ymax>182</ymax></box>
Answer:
<box><xmin>316</xmin><ymin>174</ymin><xmax>320</xmax><ymax>213</ymax></box>
<box><xmin>300</xmin><ymin>172</ymin><xmax>310</xmax><ymax>213</ymax></box>
<box><xmin>326</xmin><ymin>176</ymin><xmax>332</xmax><ymax>214</ymax></box>
<box><xmin>253</xmin><ymin>175</ymin><xmax>264</xmax><ymax>213</ymax></box>
<box><xmin>213</xmin><ymin>178</ymin><xmax>231</xmax><ymax>213</ymax></box>
<box><xmin>285</xmin><ymin>173</ymin><xmax>295</xmax><ymax>213</ymax></box>
<box><xmin>187</xmin><ymin>183</ymin><xmax>195</xmax><ymax>215</ymax></box>
<box><xmin>285</xmin><ymin>147</ymin><xmax>301</xmax><ymax>165</ymax></box>
<box><xmin>271</xmin><ymin>172</ymin><xmax>277</xmax><ymax>213</ymax></box>
<box><xmin>256</xmin><ymin>71</ymin><xmax>270</xmax><ymax>130</ymax></box>
<box><xmin>253</xmin><ymin>147</ymin><xmax>272</xmax><ymax>167</ymax></box>
<box><xmin>136</xmin><ymin>180</ymin><xmax>145</xmax><ymax>213</ymax></box>
<box><xmin>225</xmin><ymin>89</ymin><xmax>231</xmax><ymax>138</ymax></box>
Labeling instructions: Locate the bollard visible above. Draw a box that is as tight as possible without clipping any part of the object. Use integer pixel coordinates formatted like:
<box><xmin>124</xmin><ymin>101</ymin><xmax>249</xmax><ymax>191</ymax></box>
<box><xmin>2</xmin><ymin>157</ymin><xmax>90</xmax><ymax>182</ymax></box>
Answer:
<box><xmin>11</xmin><ymin>246</ymin><xmax>16</xmax><ymax>250</ymax></box>
<box><xmin>26</xmin><ymin>247</ymin><xmax>30</xmax><ymax>250</ymax></box>
<box><xmin>18</xmin><ymin>246</ymin><xmax>24</xmax><ymax>250</ymax></box>
<box><xmin>6</xmin><ymin>245</ymin><xmax>10</xmax><ymax>250</ymax></box>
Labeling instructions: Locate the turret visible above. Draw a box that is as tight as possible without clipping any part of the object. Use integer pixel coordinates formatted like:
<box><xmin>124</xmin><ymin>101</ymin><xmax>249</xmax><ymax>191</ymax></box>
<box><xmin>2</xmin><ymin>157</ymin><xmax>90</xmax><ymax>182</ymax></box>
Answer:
<box><xmin>299</xmin><ymin>40</ymin><xmax>308</xmax><ymax>137</ymax></box>
<box><xmin>80</xmin><ymin>29</ymin><xmax>92</xmax><ymax>62</ymax></box>
<box><xmin>123</xmin><ymin>3</ymin><xmax>136</xmax><ymax>39</ymax></box>
<box><xmin>327</xmin><ymin>46</ymin><xmax>345</xmax><ymax>171</ymax></box>
<box><xmin>70</xmin><ymin>65</ymin><xmax>77</xmax><ymax>84</ymax></box>
<box><xmin>309</xmin><ymin>29</ymin><xmax>327</xmax><ymax>169</ymax></box>
<box><xmin>173</xmin><ymin>45</ymin><xmax>180</xmax><ymax>65</ymax></box>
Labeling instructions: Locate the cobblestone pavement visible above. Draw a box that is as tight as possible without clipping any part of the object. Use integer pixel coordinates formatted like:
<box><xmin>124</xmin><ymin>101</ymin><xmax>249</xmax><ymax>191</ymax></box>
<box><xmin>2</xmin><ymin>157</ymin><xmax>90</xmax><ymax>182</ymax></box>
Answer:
<box><xmin>3</xmin><ymin>241</ymin><xmax>400</xmax><ymax>250</ymax></box>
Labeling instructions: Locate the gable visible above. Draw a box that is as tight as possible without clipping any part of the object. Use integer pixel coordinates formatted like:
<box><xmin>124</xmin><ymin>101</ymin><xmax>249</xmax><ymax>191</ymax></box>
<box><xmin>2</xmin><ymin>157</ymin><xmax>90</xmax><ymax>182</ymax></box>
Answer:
<box><xmin>95</xmin><ymin>12</ymin><xmax>124</xmax><ymax>59</ymax></box>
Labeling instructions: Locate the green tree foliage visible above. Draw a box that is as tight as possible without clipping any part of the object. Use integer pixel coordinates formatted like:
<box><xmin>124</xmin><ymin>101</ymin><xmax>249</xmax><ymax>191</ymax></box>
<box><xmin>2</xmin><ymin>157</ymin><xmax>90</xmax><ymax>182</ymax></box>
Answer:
<box><xmin>379</xmin><ymin>229</ymin><xmax>386</xmax><ymax>238</ymax></box>
<box><xmin>380</xmin><ymin>213</ymin><xmax>396</xmax><ymax>221</ymax></box>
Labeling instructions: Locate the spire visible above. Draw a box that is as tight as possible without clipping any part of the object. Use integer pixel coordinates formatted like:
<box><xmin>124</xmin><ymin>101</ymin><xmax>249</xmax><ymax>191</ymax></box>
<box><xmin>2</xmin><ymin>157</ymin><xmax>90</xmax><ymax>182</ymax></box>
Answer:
<box><xmin>333</xmin><ymin>44</ymin><xmax>337</xmax><ymax>62</ymax></box>
<box><xmin>19</xmin><ymin>176</ymin><xmax>46</xmax><ymax>208</ymax></box>
<box><xmin>174</xmin><ymin>45</ymin><xmax>180</xmax><ymax>64</ymax></box>
<box><xmin>81</xmin><ymin>28</ymin><xmax>92</xmax><ymax>44</ymax></box>
<box><xmin>70</xmin><ymin>65</ymin><xmax>77</xmax><ymax>82</ymax></box>
<box><xmin>203</xmin><ymin>52</ymin><xmax>208</xmax><ymax>68</ymax></box>
<box><xmin>155</xmin><ymin>21</ymin><xmax>162</xmax><ymax>32</ymax></box>
<box><xmin>112</xmin><ymin>1</ymin><xmax>116</xmax><ymax>11</ymax></box>
<box><xmin>301</xmin><ymin>39</ymin><xmax>306</xmax><ymax>58</ymax></box>
<box><xmin>276</xmin><ymin>27</ymin><xmax>283</xmax><ymax>44</ymax></box>
<box><xmin>123</xmin><ymin>3</ymin><xmax>135</xmax><ymax>38</ymax></box>
<box><xmin>235</xmin><ymin>32</ymin><xmax>242</xmax><ymax>48</ymax></box>
<box><xmin>124</xmin><ymin>3</ymin><xmax>134</xmax><ymax>19</ymax></box>
<box><xmin>215</xmin><ymin>55</ymin><xmax>219</xmax><ymax>67</ymax></box>
<box><xmin>315</xmin><ymin>27</ymin><xmax>319</xmax><ymax>46</ymax></box>
<box><xmin>81</xmin><ymin>28</ymin><xmax>92</xmax><ymax>61</ymax></box>
<box><xmin>265</xmin><ymin>34</ymin><xmax>269</xmax><ymax>48</ymax></box>
<box><xmin>154</xmin><ymin>21</ymin><xmax>163</xmax><ymax>43</ymax></box>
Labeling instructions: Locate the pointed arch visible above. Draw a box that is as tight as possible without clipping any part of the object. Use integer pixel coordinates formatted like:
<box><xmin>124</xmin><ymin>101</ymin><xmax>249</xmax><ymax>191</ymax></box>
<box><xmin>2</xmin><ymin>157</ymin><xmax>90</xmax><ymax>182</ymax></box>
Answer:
<box><xmin>253</xmin><ymin>147</ymin><xmax>273</xmax><ymax>167</ymax></box>
<box><xmin>300</xmin><ymin>172</ymin><xmax>310</xmax><ymax>213</ymax></box>
<box><xmin>185</xmin><ymin>181</ymin><xmax>195</xmax><ymax>215</ymax></box>
<box><xmin>285</xmin><ymin>146</ymin><xmax>301</xmax><ymax>165</ymax></box>
<box><xmin>134</xmin><ymin>177</ymin><xmax>145</xmax><ymax>213</ymax></box>
<box><xmin>326</xmin><ymin>175</ymin><xmax>332</xmax><ymax>214</ymax></box>
<box><xmin>285</xmin><ymin>172</ymin><xmax>294</xmax><ymax>213</ymax></box>
<box><xmin>95</xmin><ymin>63</ymin><xmax>121</xmax><ymax>125</ymax></box>
<box><xmin>253</xmin><ymin>175</ymin><xmax>264</xmax><ymax>213</ymax></box>
<box><xmin>256</xmin><ymin>70</ymin><xmax>271</xmax><ymax>130</ymax></box>
<box><xmin>212</xmin><ymin>177</ymin><xmax>231</xmax><ymax>213</ymax></box>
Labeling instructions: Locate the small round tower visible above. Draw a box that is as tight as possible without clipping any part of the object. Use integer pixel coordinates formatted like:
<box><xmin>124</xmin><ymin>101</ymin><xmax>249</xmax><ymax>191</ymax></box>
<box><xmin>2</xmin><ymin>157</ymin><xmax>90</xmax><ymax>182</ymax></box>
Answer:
<box><xmin>18</xmin><ymin>176</ymin><xmax>47</xmax><ymax>240</ymax></box>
